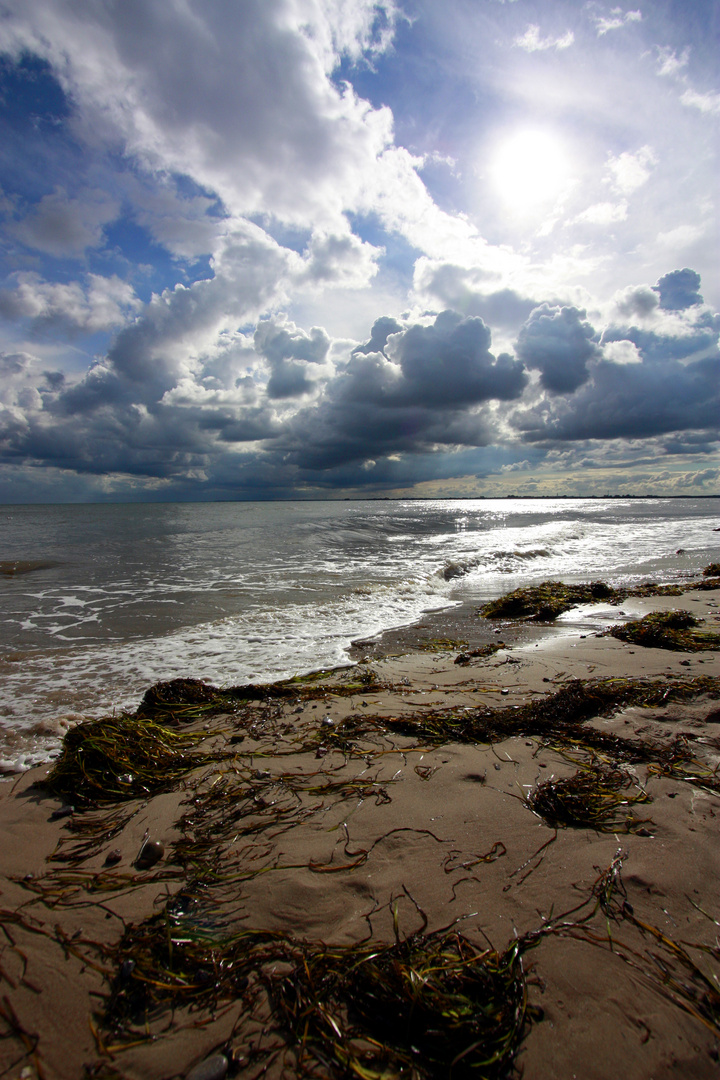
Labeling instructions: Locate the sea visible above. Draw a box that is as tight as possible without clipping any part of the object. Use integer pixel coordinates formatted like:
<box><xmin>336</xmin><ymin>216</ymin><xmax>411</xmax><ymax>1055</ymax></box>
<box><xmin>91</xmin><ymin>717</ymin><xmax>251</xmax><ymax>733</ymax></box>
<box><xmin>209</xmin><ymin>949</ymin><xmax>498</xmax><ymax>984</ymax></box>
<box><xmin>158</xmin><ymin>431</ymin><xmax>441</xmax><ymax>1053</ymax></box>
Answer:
<box><xmin>1</xmin><ymin>497</ymin><xmax>718</xmax><ymax>773</ymax></box>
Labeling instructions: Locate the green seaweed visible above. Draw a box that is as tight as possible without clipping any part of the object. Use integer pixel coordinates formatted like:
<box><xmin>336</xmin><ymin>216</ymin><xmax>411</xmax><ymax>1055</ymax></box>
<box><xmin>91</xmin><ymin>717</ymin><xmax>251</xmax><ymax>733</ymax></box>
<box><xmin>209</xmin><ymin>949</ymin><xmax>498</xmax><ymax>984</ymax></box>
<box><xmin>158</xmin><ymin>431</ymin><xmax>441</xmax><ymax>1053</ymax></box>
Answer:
<box><xmin>340</xmin><ymin>675</ymin><xmax>720</xmax><ymax>795</ymax></box>
<box><xmin>100</xmin><ymin>910</ymin><xmax>531</xmax><ymax>1079</ymax></box>
<box><xmin>419</xmin><ymin>637</ymin><xmax>469</xmax><ymax>652</ymax></box>
<box><xmin>479</xmin><ymin>581</ymin><xmax>616</xmax><ymax>621</ymax></box>
<box><xmin>455</xmin><ymin>643</ymin><xmax>504</xmax><ymax>665</ymax></box>
<box><xmin>527</xmin><ymin>761</ymin><xmax>652</xmax><ymax>832</ymax></box>
<box><xmin>610</xmin><ymin>609</ymin><xmax>720</xmax><ymax>651</ymax></box>
<box><xmin>274</xmin><ymin>930</ymin><xmax>530</xmax><ymax>1079</ymax></box>
<box><xmin>477</xmin><ymin>578</ymin><xmax>711</xmax><ymax>622</ymax></box>
<box><xmin>44</xmin><ymin>715</ymin><xmax>231</xmax><ymax>807</ymax></box>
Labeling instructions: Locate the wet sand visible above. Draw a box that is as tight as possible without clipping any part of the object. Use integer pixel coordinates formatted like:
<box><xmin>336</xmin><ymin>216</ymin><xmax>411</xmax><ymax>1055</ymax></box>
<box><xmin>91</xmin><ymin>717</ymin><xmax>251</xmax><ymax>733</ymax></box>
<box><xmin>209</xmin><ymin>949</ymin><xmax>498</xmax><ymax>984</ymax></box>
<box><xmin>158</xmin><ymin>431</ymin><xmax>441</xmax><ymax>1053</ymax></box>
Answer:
<box><xmin>1</xmin><ymin>585</ymin><xmax>720</xmax><ymax>1079</ymax></box>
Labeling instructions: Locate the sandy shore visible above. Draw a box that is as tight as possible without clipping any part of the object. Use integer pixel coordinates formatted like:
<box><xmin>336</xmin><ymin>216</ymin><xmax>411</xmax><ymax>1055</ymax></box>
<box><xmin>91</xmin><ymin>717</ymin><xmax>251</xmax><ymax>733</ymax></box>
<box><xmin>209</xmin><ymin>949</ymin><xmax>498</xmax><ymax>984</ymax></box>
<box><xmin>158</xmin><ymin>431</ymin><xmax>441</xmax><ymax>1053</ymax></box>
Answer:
<box><xmin>1</xmin><ymin>582</ymin><xmax>720</xmax><ymax>1079</ymax></box>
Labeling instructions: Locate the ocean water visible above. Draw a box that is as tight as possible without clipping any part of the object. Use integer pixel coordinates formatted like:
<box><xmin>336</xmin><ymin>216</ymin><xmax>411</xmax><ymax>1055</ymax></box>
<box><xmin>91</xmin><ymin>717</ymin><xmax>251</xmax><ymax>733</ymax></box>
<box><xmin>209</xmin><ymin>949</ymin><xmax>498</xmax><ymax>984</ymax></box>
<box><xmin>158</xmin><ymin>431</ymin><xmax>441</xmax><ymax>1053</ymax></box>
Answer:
<box><xmin>1</xmin><ymin>497</ymin><xmax>718</xmax><ymax>772</ymax></box>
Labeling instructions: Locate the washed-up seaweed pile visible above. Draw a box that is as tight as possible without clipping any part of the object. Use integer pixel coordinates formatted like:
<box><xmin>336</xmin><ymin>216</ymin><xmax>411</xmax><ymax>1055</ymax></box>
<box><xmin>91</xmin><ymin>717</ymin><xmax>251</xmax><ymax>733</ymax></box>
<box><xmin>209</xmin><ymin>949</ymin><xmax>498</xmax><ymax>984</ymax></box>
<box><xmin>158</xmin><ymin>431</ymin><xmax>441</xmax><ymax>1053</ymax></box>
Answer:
<box><xmin>137</xmin><ymin>668</ymin><xmax>390</xmax><ymax>724</ymax></box>
<box><xmin>100</xmin><ymin>916</ymin><xmax>530</xmax><ymax>1080</ymax></box>
<box><xmin>334</xmin><ymin>675</ymin><xmax>720</xmax><ymax>795</ymax></box>
<box><xmin>609</xmin><ymin>609</ymin><xmax>720</xmax><ymax>651</ymax></box>
<box><xmin>478</xmin><ymin>570</ymin><xmax>720</xmax><ymax>622</ymax></box>
<box><xmin>526</xmin><ymin>761</ymin><xmax>652</xmax><ymax>833</ymax></box>
<box><xmin>15</xmin><ymin>651</ymin><xmax>720</xmax><ymax>1075</ymax></box>
<box><xmin>44</xmin><ymin>714</ymin><xmax>233</xmax><ymax>806</ymax></box>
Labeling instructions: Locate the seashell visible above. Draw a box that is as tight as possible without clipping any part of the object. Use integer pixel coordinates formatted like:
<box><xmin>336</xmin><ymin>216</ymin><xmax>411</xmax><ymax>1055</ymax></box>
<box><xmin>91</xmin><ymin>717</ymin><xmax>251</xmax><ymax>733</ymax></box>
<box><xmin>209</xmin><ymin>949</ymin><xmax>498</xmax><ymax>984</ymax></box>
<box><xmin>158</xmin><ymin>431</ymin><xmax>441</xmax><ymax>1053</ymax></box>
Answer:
<box><xmin>186</xmin><ymin>1053</ymin><xmax>229</xmax><ymax>1080</ymax></box>
<box><xmin>135</xmin><ymin>839</ymin><xmax>164</xmax><ymax>869</ymax></box>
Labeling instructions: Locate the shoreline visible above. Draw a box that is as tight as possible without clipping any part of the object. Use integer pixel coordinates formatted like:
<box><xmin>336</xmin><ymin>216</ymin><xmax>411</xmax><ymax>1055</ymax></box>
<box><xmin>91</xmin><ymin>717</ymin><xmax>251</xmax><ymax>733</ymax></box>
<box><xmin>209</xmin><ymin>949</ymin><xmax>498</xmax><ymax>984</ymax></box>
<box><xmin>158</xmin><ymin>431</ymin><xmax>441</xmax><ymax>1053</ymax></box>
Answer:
<box><xmin>1</xmin><ymin>578</ymin><xmax>720</xmax><ymax>1078</ymax></box>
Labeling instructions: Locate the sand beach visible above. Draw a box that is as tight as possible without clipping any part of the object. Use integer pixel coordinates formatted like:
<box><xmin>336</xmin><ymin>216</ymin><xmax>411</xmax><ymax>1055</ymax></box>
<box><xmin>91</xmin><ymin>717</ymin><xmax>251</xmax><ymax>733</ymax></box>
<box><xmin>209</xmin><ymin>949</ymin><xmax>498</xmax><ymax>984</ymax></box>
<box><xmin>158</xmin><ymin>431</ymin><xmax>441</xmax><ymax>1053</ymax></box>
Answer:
<box><xmin>1</xmin><ymin>574</ymin><xmax>720</xmax><ymax>1079</ymax></box>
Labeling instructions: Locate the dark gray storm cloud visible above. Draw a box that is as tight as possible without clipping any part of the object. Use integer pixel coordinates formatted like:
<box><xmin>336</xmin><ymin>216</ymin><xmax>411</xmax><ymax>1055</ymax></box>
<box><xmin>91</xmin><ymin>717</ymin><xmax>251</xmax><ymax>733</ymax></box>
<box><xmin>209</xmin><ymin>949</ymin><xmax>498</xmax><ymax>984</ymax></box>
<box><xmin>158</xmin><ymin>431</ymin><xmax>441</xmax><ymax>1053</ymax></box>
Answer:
<box><xmin>1</xmin><ymin>269</ymin><xmax>717</xmax><ymax>498</ymax></box>
<box><xmin>262</xmin><ymin>311</ymin><xmax>527</xmax><ymax>472</ymax></box>
<box><xmin>516</xmin><ymin>352</ymin><xmax>719</xmax><ymax>444</ymax></box>
<box><xmin>352</xmin><ymin>316</ymin><xmax>403</xmax><ymax>357</ymax></box>
<box><xmin>254</xmin><ymin>319</ymin><xmax>330</xmax><ymax>399</ymax></box>
<box><xmin>654</xmin><ymin>268</ymin><xmax>704</xmax><ymax>311</ymax></box>
<box><xmin>385</xmin><ymin>310</ymin><xmax>527</xmax><ymax>407</ymax></box>
<box><xmin>515</xmin><ymin>304</ymin><xmax>601</xmax><ymax>393</ymax></box>
<box><xmin>601</xmin><ymin>316</ymin><xmax>719</xmax><ymax>363</ymax></box>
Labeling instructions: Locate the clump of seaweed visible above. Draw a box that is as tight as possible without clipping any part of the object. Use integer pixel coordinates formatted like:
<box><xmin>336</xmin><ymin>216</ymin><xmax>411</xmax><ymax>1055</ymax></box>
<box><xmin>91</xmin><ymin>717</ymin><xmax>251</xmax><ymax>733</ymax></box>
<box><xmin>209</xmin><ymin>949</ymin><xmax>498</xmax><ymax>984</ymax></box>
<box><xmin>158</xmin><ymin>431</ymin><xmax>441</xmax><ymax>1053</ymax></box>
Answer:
<box><xmin>455</xmin><ymin>643</ymin><xmax>504</xmax><ymax>665</ymax></box>
<box><xmin>610</xmin><ymin>609</ymin><xmax>720</xmax><ymax>651</ymax></box>
<box><xmin>274</xmin><ymin>930</ymin><xmax>530</xmax><ymax>1079</ymax></box>
<box><xmin>102</xmin><ymin>915</ymin><xmax>284</xmax><ymax>1037</ymax></box>
<box><xmin>527</xmin><ymin>762</ymin><xmax>652</xmax><ymax>833</ymax></box>
<box><xmin>348</xmin><ymin>675</ymin><xmax>720</xmax><ymax>796</ymax></box>
<box><xmin>479</xmin><ymin>581</ymin><xmax>615</xmax><ymax>621</ymax></box>
<box><xmin>477</xmin><ymin>578</ymin><xmax>709</xmax><ymax>622</ymax></box>
<box><xmin>704</xmin><ymin>563</ymin><xmax>720</xmax><ymax>577</ymax></box>
<box><xmin>101</xmin><ymin>908</ymin><xmax>532</xmax><ymax>1080</ymax></box>
<box><xmin>44</xmin><ymin>715</ymin><xmax>230</xmax><ymax>806</ymax></box>
<box><xmin>419</xmin><ymin>637</ymin><xmax>469</xmax><ymax>652</ymax></box>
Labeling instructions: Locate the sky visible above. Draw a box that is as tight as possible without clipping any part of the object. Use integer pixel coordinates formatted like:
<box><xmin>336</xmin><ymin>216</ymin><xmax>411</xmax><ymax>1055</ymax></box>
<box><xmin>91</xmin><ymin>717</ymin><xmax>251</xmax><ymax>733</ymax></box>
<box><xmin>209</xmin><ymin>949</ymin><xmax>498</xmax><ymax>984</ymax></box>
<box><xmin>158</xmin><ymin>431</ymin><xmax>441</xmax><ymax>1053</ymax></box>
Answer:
<box><xmin>0</xmin><ymin>0</ymin><xmax>718</xmax><ymax>502</ymax></box>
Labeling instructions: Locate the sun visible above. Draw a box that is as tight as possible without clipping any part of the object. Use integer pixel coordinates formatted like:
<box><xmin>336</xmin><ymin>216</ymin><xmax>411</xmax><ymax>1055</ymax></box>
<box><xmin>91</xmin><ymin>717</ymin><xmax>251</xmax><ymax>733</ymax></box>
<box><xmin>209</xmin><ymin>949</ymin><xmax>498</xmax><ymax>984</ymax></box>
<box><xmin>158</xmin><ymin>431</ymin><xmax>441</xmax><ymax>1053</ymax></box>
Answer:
<box><xmin>490</xmin><ymin>129</ymin><xmax>573</xmax><ymax>212</ymax></box>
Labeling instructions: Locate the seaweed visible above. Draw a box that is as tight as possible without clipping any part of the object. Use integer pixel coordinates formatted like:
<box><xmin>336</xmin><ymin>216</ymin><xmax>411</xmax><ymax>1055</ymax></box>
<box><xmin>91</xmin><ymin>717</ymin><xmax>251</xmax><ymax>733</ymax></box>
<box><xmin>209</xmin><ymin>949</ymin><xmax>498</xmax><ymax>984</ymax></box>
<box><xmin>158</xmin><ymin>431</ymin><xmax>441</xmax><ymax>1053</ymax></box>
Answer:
<box><xmin>455</xmin><ymin>644</ymin><xmax>504</xmax><ymax>666</ymax></box>
<box><xmin>345</xmin><ymin>675</ymin><xmax>720</xmax><ymax>795</ymax></box>
<box><xmin>274</xmin><ymin>930</ymin><xmax>531</xmax><ymax>1079</ymax></box>
<box><xmin>609</xmin><ymin>609</ymin><xmax>720</xmax><ymax>651</ymax></box>
<box><xmin>526</xmin><ymin>761</ymin><xmax>652</xmax><ymax>832</ymax></box>
<box><xmin>479</xmin><ymin>581</ymin><xmax>615</xmax><ymax>621</ymax></box>
<box><xmin>44</xmin><ymin>715</ymin><xmax>231</xmax><ymax>807</ymax></box>
<box><xmin>99</xmin><ymin>907</ymin><xmax>531</xmax><ymax>1080</ymax></box>
<box><xmin>477</xmin><ymin>578</ymin><xmax>708</xmax><ymax>622</ymax></box>
<box><xmin>419</xmin><ymin>637</ymin><xmax>469</xmax><ymax>652</ymax></box>
<box><xmin>703</xmin><ymin>564</ymin><xmax>720</xmax><ymax>577</ymax></box>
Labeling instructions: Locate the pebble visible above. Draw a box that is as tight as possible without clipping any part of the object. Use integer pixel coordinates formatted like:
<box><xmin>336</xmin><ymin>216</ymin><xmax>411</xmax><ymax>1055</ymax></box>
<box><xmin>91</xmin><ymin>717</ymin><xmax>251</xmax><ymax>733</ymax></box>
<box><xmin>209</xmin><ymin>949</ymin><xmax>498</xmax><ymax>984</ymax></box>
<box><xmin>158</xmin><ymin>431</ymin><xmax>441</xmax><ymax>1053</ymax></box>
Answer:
<box><xmin>186</xmin><ymin>1053</ymin><xmax>229</xmax><ymax>1080</ymax></box>
<box><xmin>322</xmin><ymin>716</ymin><xmax>334</xmax><ymax>726</ymax></box>
<box><xmin>104</xmin><ymin>848</ymin><xmax>122</xmax><ymax>866</ymax></box>
<box><xmin>50</xmin><ymin>804</ymin><xmax>74</xmax><ymax>821</ymax></box>
<box><xmin>136</xmin><ymin>839</ymin><xmax>164</xmax><ymax>869</ymax></box>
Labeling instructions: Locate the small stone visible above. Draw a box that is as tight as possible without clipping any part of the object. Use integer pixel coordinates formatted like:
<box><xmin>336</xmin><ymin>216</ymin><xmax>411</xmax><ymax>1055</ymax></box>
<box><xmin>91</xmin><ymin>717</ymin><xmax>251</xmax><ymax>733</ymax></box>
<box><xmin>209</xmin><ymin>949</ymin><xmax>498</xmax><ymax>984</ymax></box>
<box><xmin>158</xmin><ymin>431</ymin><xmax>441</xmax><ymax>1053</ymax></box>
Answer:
<box><xmin>136</xmin><ymin>839</ymin><xmax>164</xmax><ymax>869</ymax></box>
<box><xmin>253</xmin><ymin>769</ymin><xmax>271</xmax><ymax>780</ymax></box>
<box><xmin>186</xmin><ymin>1053</ymin><xmax>229</xmax><ymax>1080</ymax></box>
<box><xmin>117</xmin><ymin>773</ymin><xmax>133</xmax><ymax>785</ymax></box>
<box><xmin>104</xmin><ymin>848</ymin><xmax>122</xmax><ymax>866</ymax></box>
<box><xmin>321</xmin><ymin>715</ymin><xmax>334</xmax><ymax>726</ymax></box>
<box><xmin>500</xmin><ymin>688</ymin><xmax>510</xmax><ymax>695</ymax></box>
<box><xmin>50</xmin><ymin>804</ymin><xmax>74</xmax><ymax>821</ymax></box>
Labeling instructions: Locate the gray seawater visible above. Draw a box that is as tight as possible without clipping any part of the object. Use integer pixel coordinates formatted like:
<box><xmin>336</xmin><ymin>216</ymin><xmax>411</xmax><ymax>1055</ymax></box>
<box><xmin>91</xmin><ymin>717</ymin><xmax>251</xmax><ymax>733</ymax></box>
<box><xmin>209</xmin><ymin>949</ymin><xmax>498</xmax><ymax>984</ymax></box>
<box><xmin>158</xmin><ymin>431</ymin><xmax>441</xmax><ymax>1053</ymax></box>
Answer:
<box><xmin>1</xmin><ymin>497</ymin><xmax>718</xmax><ymax>772</ymax></box>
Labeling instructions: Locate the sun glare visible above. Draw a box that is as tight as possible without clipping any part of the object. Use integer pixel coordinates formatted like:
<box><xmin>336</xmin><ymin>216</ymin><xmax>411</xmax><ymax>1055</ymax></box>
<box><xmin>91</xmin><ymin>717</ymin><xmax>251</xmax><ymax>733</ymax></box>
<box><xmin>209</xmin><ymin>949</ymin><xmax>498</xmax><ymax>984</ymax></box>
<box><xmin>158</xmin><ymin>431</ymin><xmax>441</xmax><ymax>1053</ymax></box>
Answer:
<box><xmin>490</xmin><ymin>130</ymin><xmax>572</xmax><ymax>212</ymax></box>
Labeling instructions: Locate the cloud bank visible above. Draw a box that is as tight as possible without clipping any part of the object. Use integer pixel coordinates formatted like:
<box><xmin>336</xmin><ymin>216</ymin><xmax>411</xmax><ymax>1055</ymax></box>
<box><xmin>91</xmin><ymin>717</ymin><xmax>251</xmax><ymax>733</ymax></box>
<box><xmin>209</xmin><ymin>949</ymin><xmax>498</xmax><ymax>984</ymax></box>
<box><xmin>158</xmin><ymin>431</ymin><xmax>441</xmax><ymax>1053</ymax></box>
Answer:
<box><xmin>0</xmin><ymin>0</ymin><xmax>717</xmax><ymax>500</ymax></box>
